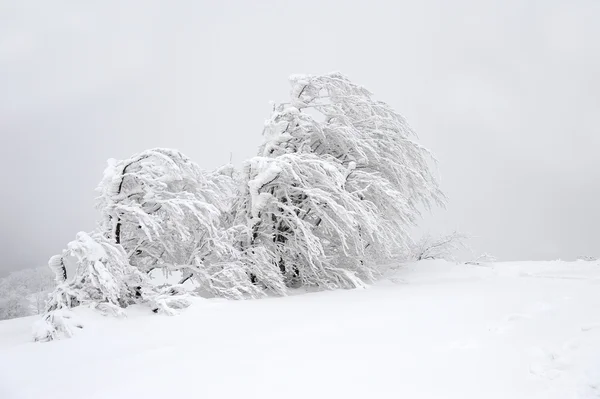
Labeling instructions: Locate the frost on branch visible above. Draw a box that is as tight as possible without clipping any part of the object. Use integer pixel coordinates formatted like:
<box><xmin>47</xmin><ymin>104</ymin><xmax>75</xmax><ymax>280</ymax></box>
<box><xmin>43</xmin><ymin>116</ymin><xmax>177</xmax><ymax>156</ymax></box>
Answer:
<box><xmin>234</xmin><ymin>154</ymin><xmax>383</xmax><ymax>288</ymax></box>
<box><xmin>97</xmin><ymin>148</ymin><xmax>223</xmax><ymax>274</ymax></box>
<box><xmin>38</xmin><ymin>149</ymin><xmax>279</xmax><ymax>340</ymax></box>
<box><xmin>263</xmin><ymin>73</ymin><xmax>445</xmax><ymax>212</ymax></box>
<box><xmin>48</xmin><ymin>255</ymin><xmax>67</xmax><ymax>283</ymax></box>
<box><xmin>96</xmin><ymin>148</ymin><xmax>275</xmax><ymax>298</ymax></box>
<box><xmin>35</xmin><ymin>232</ymin><xmax>144</xmax><ymax>341</ymax></box>
<box><xmin>465</xmin><ymin>252</ymin><xmax>497</xmax><ymax>265</ymax></box>
<box><xmin>235</xmin><ymin>72</ymin><xmax>445</xmax><ymax>289</ymax></box>
<box><xmin>410</xmin><ymin>231</ymin><xmax>470</xmax><ymax>262</ymax></box>
<box><xmin>37</xmin><ymin>72</ymin><xmax>446</xmax><ymax>340</ymax></box>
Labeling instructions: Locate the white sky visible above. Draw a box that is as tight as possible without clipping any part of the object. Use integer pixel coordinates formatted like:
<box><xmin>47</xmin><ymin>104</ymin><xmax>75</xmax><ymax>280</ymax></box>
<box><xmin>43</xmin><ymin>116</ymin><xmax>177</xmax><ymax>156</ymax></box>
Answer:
<box><xmin>1</xmin><ymin>0</ymin><xmax>599</xmax><ymax>275</ymax></box>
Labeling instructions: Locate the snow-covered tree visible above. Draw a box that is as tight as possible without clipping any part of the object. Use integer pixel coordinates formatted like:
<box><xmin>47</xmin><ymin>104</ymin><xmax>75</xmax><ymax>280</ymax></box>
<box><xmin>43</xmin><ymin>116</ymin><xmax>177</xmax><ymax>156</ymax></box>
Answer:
<box><xmin>45</xmin><ymin>232</ymin><xmax>144</xmax><ymax>311</ymax></box>
<box><xmin>233</xmin><ymin>72</ymin><xmax>445</xmax><ymax>289</ymax></box>
<box><xmin>35</xmin><ymin>232</ymin><xmax>145</xmax><ymax>341</ymax></box>
<box><xmin>97</xmin><ymin>149</ymin><xmax>225</xmax><ymax>274</ymax></box>
<box><xmin>0</xmin><ymin>267</ymin><xmax>55</xmax><ymax>320</ymax></box>
<box><xmin>0</xmin><ymin>291</ymin><xmax>30</xmax><ymax>321</ymax></box>
<box><xmin>37</xmin><ymin>72</ymin><xmax>446</xmax><ymax>340</ymax></box>
<box><xmin>96</xmin><ymin>148</ymin><xmax>285</xmax><ymax>298</ymax></box>
<box><xmin>37</xmin><ymin>149</ymin><xmax>284</xmax><ymax>340</ymax></box>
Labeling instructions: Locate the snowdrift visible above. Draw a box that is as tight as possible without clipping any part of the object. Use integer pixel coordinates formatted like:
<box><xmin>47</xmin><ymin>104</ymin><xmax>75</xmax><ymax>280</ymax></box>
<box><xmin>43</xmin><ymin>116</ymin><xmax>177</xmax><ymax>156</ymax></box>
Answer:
<box><xmin>1</xmin><ymin>260</ymin><xmax>599</xmax><ymax>399</ymax></box>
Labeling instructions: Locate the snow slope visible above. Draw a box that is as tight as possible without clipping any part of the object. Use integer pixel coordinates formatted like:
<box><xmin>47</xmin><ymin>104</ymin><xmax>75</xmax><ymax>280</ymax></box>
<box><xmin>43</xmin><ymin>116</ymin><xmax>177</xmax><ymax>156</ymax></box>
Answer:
<box><xmin>1</xmin><ymin>260</ymin><xmax>599</xmax><ymax>399</ymax></box>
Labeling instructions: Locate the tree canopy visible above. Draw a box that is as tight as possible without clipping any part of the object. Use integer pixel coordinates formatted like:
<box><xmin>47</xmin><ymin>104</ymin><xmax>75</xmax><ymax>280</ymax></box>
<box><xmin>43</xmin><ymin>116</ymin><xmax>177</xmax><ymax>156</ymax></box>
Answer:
<box><xmin>36</xmin><ymin>72</ymin><xmax>445</xmax><ymax>341</ymax></box>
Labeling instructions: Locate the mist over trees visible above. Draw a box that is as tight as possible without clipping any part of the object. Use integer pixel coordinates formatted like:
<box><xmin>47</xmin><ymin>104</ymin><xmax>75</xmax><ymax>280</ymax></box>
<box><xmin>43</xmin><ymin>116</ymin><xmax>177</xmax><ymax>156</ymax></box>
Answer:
<box><xmin>0</xmin><ymin>267</ymin><xmax>55</xmax><ymax>320</ymax></box>
<box><xmin>27</xmin><ymin>73</ymin><xmax>447</xmax><ymax>340</ymax></box>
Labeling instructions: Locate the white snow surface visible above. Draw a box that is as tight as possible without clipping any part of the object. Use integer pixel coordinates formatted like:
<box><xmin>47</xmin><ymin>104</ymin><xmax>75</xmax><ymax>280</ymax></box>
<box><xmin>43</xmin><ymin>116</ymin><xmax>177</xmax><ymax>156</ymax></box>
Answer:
<box><xmin>1</xmin><ymin>260</ymin><xmax>600</xmax><ymax>399</ymax></box>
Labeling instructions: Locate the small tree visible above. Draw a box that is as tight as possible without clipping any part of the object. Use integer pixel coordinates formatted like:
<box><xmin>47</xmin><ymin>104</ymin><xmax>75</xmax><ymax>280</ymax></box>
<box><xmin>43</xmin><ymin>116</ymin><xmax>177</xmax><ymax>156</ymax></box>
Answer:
<box><xmin>577</xmin><ymin>256</ymin><xmax>598</xmax><ymax>262</ymax></box>
<box><xmin>410</xmin><ymin>231</ymin><xmax>470</xmax><ymax>261</ymax></box>
<box><xmin>35</xmin><ymin>232</ymin><xmax>146</xmax><ymax>341</ymax></box>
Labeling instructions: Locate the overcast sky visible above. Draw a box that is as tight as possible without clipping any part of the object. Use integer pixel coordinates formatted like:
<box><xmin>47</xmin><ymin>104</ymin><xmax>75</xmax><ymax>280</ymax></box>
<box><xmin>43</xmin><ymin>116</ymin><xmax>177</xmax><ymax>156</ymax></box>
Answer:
<box><xmin>1</xmin><ymin>0</ymin><xmax>598</xmax><ymax>275</ymax></box>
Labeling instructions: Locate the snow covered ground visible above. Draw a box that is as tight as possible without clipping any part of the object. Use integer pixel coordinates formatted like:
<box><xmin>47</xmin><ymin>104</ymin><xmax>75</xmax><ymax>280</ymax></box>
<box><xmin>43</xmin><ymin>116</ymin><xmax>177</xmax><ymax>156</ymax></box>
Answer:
<box><xmin>1</xmin><ymin>260</ymin><xmax>599</xmax><ymax>399</ymax></box>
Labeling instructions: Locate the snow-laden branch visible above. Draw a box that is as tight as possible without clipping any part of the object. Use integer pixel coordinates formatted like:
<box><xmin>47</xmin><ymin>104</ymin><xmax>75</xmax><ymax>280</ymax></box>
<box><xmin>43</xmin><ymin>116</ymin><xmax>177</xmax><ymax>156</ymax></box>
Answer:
<box><xmin>38</xmin><ymin>72</ymin><xmax>446</xmax><ymax>341</ymax></box>
<box><xmin>237</xmin><ymin>72</ymin><xmax>445</xmax><ymax>289</ymax></box>
<box><xmin>410</xmin><ymin>231</ymin><xmax>470</xmax><ymax>262</ymax></box>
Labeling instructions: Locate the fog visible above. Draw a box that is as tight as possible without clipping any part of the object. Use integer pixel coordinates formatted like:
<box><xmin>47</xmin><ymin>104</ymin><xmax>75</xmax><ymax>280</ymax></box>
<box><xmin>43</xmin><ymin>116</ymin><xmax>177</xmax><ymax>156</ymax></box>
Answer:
<box><xmin>1</xmin><ymin>0</ymin><xmax>598</xmax><ymax>275</ymax></box>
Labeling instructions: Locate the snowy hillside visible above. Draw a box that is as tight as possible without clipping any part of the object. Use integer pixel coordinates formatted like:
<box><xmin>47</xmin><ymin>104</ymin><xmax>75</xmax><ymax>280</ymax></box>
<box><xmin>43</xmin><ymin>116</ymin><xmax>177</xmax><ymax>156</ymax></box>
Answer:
<box><xmin>1</xmin><ymin>260</ymin><xmax>599</xmax><ymax>399</ymax></box>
